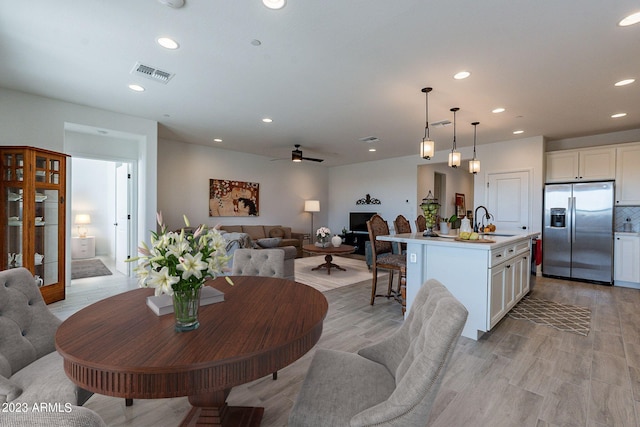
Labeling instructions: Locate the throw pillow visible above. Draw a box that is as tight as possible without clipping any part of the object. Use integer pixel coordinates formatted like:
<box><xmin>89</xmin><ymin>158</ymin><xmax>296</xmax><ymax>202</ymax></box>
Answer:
<box><xmin>0</xmin><ymin>374</ymin><xmax>22</xmax><ymax>403</ymax></box>
<box><xmin>268</xmin><ymin>227</ymin><xmax>285</xmax><ymax>238</ymax></box>
<box><xmin>257</xmin><ymin>238</ymin><xmax>282</xmax><ymax>248</ymax></box>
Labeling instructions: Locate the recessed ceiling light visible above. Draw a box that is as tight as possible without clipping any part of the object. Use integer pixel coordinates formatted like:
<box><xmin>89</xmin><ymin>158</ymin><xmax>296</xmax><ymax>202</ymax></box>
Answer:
<box><xmin>251</xmin><ymin>39</ymin><xmax>262</xmax><ymax>46</ymax></box>
<box><xmin>213</xmin><ymin>138</ymin><xmax>222</xmax><ymax>143</ymax></box>
<box><xmin>492</xmin><ymin>107</ymin><xmax>506</xmax><ymax>113</ymax></box>
<box><xmin>157</xmin><ymin>37</ymin><xmax>179</xmax><ymax>50</ymax></box>
<box><xmin>619</xmin><ymin>11</ymin><xmax>640</xmax><ymax>27</ymax></box>
<box><xmin>262</xmin><ymin>118</ymin><xmax>273</xmax><ymax>123</ymax></box>
<box><xmin>612</xmin><ymin>113</ymin><xmax>627</xmax><ymax>118</ymax></box>
<box><xmin>262</xmin><ymin>0</ymin><xmax>286</xmax><ymax>10</ymax></box>
<box><xmin>615</xmin><ymin>79</ymin><xmax>635</xmax><ymax>86</ymax></box>
<box><xmin>128</xmin><ymin>84</ymin><xmax>145</xmax><ymax>92</ymax></box>
<box><xmin>453</xmin><ymin>71</ymin><xmax>471</xmax><ymax>80</ymax></box>
<box><xmin>513</xmin><ymin>130</ymin><xmax>524</xmax><ymax>135</ymax></box>
<box><xmin>369</xmin><ymin>148</ymin><xmax>376</xmax><ymax>152</ymax></box>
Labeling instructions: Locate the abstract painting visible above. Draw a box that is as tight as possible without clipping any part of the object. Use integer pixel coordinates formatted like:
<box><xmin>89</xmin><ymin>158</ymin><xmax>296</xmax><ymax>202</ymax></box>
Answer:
<box><xmin>209</xmin><ymin>179</ymin><xmax>260</xmax><ymax>217</ymax></box>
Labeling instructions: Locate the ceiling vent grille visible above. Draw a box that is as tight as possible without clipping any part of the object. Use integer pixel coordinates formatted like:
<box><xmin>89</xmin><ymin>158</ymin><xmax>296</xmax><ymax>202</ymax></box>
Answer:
<box><xmin>430</xmin><ymin>120</ymin><xmax>452</xmax><ymax>128</ymax></box>
<box><xmin>130</xmin><ymin>62</ymin><xmax>175</xmax><ymax>84</ymax></box>
<box><xmin>359</xmin><ymin>136</ymin><xmax>380</xmax><ymax>143</ymax></box>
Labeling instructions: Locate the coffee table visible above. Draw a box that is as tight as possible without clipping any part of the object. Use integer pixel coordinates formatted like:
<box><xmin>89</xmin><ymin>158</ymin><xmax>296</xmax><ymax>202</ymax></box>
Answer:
<box><xmin>55</xmin><ymin>276</ymin><xmax>328</xmax><ymax>427</ymax></box>
<box><xmin>302</xmin><ymin>243</ymin><xmax>356</xmax><ymax>275</ymax></box>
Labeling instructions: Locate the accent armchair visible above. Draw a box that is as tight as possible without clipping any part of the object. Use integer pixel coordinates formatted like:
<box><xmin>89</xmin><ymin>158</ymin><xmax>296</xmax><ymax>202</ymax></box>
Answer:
<box><xmin>288</xmin><ymin>278</ymin><xmax>468</xmax><ymax>426</ymax></box>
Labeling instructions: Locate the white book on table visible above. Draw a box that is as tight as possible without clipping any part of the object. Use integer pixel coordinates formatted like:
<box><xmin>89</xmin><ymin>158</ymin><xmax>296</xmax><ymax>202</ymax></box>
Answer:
<box><xmin>146</xmin><ymin>286</ymin><xmax>225</xmax><ymax>316</ymax></box>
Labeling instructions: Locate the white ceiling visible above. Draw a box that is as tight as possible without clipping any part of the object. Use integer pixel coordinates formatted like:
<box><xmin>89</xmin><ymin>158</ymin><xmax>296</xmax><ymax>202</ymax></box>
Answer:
<box><xmin>1</xmin><ymin>1</ymin><xmax>639</xmax><ymax>166</ymax></box>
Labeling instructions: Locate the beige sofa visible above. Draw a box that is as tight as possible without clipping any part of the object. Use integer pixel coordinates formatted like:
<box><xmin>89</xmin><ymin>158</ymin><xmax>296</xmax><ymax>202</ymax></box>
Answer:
<box><xmin>219</xmin><ymin>225</ymin><xmax>304</xmax><ymax>257</ymax></box>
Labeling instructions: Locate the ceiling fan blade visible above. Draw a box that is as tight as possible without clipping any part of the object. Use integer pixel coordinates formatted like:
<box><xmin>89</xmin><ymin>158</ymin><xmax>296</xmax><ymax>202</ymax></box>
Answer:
<box><xmin>302</xmin><ymin>156</ymin><xmax>324</xmax><ymax>162</ymax></box>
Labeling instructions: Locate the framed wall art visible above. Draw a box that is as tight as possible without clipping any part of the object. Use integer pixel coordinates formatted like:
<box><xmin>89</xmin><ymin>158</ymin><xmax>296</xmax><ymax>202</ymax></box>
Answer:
<box><xmin>209</xmin><ymin>179</ymin><xmax>260</xmax><ymax>217</ymax></box>
<box><xmin>455</xmin><ymin>193</ymin><xmax>465</xmax><ymax>218</ymax></box>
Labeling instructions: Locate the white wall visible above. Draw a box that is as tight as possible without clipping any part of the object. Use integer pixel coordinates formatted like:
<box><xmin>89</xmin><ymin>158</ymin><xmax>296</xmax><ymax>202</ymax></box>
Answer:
<box><xmin>0</xmin><ymin>88</ymin><xmax>158</xmax><ymax>282</ymax></box>
<box><xmin>328</xmin><ymin>137</ymin><xmax>545</xmax><ymax>236</ymax></box>
<box><xmin>472</xmin><ymin>136</ymin><xmax>545</xmax><ymax>234</ymax></box>
<box><xmin>418</xmin><ymin>163</ymin><xmax>474</xmax><ymax>222</ymax></box>
<box><xmin>70</xmin><ymin>158</ymin><xmax>115</xmax><ymax>256</ymax></box>
<box><xmin>157</xmin><ymin>139</ymin><xmax>329</xmax><ymax>235</ymax></box>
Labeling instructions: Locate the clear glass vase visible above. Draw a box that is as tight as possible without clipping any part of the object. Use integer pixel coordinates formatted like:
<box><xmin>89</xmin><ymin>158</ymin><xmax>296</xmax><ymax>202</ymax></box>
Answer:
<box><xmin>173</xmin><ymin>286</ymin><xmax>201</xmax><ymax>332</ymax></box>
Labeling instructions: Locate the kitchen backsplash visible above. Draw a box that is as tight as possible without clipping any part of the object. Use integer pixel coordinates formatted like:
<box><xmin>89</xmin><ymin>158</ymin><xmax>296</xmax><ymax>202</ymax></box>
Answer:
<box><xmin>615</xmin><ymin>206</ymin><xmax>640</xmax><ymax>232</ymax></box>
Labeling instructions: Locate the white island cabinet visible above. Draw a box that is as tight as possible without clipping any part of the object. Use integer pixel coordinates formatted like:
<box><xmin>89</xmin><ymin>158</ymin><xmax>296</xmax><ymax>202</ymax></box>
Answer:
<box><xmin>378</xmin><ymin>233</ymin><xmax>538</xmax><ymax>340</ymax></box>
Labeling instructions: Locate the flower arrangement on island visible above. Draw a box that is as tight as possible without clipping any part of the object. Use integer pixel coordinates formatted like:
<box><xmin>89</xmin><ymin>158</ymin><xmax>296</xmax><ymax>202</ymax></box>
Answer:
<box><xmin>129</xmin><ymin>212</ymin><xmax>233</xmax><ymax>296</ymax></box>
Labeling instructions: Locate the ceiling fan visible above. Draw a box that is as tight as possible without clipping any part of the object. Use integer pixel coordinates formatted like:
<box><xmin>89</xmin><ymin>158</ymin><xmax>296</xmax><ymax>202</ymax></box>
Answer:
<box><xmin>292</xmin><ymin>144</ymin><xmax>324</xmax><ymax>163</ymax></box>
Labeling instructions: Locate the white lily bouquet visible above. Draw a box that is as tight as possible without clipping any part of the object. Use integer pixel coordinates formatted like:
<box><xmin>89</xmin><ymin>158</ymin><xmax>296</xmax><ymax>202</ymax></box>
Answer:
<box><xmin>130</xmin><ymin>213</ymin><xmax>233</xmax><ymax>296</ymax></box>
<box><xmin>316</xmin><ymin>226</ymin><xmax>332</xmax><ymax>247</ymax></box>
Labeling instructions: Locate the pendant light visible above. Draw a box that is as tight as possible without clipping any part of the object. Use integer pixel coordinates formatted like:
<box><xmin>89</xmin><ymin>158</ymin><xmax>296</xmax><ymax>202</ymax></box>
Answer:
<box><xmin>419</xmin><ymin>87</ymin><xmax>434</xmax><ymax>160</ymax></box>
<box><xmin>448</xmin><ymin>107</ymin><xmax>461</xmax><ymax>168</ymax></box>
<box><xmin>469</xmin><ymin>121</ymin><xmax>480</xmax><ymax>174</ymax></box>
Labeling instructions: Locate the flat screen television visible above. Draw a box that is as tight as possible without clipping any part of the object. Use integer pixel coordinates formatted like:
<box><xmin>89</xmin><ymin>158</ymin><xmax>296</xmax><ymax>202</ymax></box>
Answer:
<box><xmin>349</xmin><ymin>212</ymin><xmax>376</xmax><ymax>233</ymax></box>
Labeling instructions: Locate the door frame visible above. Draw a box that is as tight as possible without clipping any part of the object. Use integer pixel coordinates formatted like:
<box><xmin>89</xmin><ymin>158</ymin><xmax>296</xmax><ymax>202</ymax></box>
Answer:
<box><xmin>69</xmin><ymin>154</ymin><xmax>138</xmax><ymax>278</ymax></box>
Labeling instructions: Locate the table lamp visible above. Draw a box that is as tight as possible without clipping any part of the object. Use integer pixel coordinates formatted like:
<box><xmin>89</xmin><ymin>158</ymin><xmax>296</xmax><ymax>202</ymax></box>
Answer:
<box><xmin>75</xmin><ymin>214</ymin><xmax>91</xmax><ymax>238</ymax></box>
<box><xmin>304</xmin><ymin>200</ymin><xmax>320</xmax><ymax>242</ymax></box>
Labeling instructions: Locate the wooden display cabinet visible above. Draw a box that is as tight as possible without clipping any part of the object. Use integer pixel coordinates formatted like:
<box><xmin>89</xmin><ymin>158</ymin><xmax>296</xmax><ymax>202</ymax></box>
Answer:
<box><xmin>0</xmin><ymin>147</ymin><xmax>68</xmax><ymax>304</ymax></box>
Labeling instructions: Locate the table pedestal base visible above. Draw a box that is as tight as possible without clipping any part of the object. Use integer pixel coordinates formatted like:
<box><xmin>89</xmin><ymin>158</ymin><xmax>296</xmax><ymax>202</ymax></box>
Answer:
<box><xmin>311</xmin><ymin>254</ymin><xmax>346</xmax><ymax>275</ymax></box>
<box><xmin>181</xmin><ymin>390</ymin><xmax>263</xmax><ymax>427</ymax></box>
<box><xmin>181</xmin><ymin>405</ymin><xmax>263</xmax><ymax>427</ymax></box>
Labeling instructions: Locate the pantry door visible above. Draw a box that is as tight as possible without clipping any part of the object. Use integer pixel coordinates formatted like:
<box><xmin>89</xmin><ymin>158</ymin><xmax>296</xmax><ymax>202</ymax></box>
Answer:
<box><xmin>486</xmin><ymin>170</ymin><xmax>530</xmax><ymax>232</ymax></box>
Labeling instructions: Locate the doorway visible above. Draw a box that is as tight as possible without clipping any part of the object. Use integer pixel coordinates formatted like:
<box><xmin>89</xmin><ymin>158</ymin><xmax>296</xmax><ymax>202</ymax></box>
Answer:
<box><xmin>71</xmin><ymin>157</ymin><xmax>133</xmax><ymax>276</ymax></box>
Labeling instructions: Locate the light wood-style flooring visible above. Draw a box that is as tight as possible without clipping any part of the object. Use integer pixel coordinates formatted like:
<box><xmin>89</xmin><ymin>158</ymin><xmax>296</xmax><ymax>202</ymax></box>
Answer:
<box><xmin>49</xmin><ymin>264</ymin><xmax>640</xmax><ymax>426</ymax></box>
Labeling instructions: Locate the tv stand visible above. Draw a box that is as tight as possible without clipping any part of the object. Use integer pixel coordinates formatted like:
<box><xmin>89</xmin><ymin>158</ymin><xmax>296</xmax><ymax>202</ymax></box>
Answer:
<box><xmin>343</xmin><ymin>232</ymin><xmax>369</xmax><ymax>255</ymax></box>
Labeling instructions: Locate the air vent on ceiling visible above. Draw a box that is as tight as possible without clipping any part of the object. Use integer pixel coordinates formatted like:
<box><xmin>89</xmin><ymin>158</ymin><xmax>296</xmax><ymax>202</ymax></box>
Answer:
<box><xmin>130</xmin><ymin>62</ymin><xmax>175</xmax><ymax>84</ymax></box>
<box><xmin>359</xmin><ymin>136</ymin><xmax>380</xmax><ymax>143</ymax></box>
<box><xmin>430</xmin><ymin>120</ymin><xmax>452</xmax><ymax>128</ymax></box>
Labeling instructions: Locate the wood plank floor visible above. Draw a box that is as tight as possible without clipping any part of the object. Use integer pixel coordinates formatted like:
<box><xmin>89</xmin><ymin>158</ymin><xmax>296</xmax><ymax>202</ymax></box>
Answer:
<box><xmin>50</xmin><ymin>265</ymin><xmax>640</xmax><ymax>426</ymax></box>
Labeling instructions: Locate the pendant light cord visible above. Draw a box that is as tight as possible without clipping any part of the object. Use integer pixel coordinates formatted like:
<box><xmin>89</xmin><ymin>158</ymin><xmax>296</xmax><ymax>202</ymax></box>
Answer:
<box><xmin>451</xmin><ymin>107</ymin><xmax>459</xmax><ymax>152</ymax></box>
<box><xmin>422</xmin><ymin>87</ymin><xmax>432</xmax><ymax>141</ymax></box>
<box><xmin>472</xmin><ymin>121</ymin><xmax>480</xmax><ymax>158</ymax></box>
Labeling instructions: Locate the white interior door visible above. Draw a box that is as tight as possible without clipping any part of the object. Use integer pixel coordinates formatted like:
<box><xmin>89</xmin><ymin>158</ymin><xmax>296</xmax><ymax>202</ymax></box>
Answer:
<box><xmin>487</xmin><ymin>170</ymin><xmax>530</xmax><ymax>232</ymax></box>
<box><xmin>115</xmin><ymin>163</ymin><xmax>131</xmax><ymax>275</ymax></box>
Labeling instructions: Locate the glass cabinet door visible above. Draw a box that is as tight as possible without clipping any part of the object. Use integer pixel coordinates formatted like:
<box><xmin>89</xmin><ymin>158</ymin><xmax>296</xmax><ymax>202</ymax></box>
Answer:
<box><xmin>5</xmin><ymin>186</ymin><xmax>23</xmax><ymax>270</ymax></box>
<box><xmin>1</xmin><ymin>147</ymin><xmax>67</xmax><ymax>303</ymax></box>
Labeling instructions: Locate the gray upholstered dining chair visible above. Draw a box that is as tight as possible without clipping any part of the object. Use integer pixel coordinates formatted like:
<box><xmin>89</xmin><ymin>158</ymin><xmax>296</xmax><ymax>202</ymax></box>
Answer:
<box><xmin>231</xmin><ymin>248</ymin><xmax>285</xmax><ymax>278</ymax></box>
<box><xmin>0</xmin><ymin>267</ymin><xmax>93</xmax><ymax>408</ymax></box>
<box><xmin>288</xmin><ymin>278</ymin><xmax>468</xmax><ymax>427</ymax></box>
<box><xmin>231</xmin><ymin>248</ymin><xmax>286</xmax><ymax>380</ymax></box>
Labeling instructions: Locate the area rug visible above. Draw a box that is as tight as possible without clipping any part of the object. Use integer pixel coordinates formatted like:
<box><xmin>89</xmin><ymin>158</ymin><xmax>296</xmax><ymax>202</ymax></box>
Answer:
<box><xmin>71</xmin><ymin>259</ymin><xmax>113</xmax><ymax>280</ymax></box>
<box><xmin>508</xmin><ymin>296</ymin><xmax>591</xmax><ymax>336</ymax></box>
<box><xmin>295</xmin><ymin>256</ymin><xmax>386</xmax><ymax>293</ymax></box>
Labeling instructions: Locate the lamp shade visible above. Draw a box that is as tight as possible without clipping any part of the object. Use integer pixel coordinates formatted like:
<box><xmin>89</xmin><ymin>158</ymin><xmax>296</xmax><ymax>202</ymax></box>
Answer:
<box><xmin>420</xmin><ymin>138</ymin><xmax>434</xmax><ymax>160</ymax></box>
<box><xmin>448</xmin><ymin>151</ymin><xmax>461</xmax><ymax>168</ymax></box>
<box><xmin>469</xmin><ymin>159</ymin><xmax>481</xmax><ymax>174</ymax></box>
<box><xmin>304</xmin><ymin>200</ymin><xmax>320</xmax><ymax>212</ymax></box>
<box><xmin>75</xmin><ymin>214</ymin><xmax>91</xmax><ymax>224</ymax></box>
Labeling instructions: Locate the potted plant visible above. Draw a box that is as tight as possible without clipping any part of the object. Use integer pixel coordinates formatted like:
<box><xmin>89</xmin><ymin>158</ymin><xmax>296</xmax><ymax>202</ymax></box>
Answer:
<box><xmin>439</xmin><ymin>214</ymin><xmax>457</xmax><ymax>235</ymax></box>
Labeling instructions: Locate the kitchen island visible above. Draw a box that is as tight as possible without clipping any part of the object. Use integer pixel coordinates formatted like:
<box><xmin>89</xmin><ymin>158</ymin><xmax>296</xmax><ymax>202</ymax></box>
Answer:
<box><xmin>378</xmin><ymin>232</ymin><xmax>538</xmax><ymax>340</ymax></box>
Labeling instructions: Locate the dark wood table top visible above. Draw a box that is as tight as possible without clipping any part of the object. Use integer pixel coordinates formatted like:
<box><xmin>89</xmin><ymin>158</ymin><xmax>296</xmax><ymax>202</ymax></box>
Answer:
<box><xmin>55</xmin><ymin>276</ymin><xmax>328</xmax><ymax>400</ymax></box>
<box><xmin>302</xmin><ymin>243</ymin><xmax>355</xmax><ymax>255</ymax></box>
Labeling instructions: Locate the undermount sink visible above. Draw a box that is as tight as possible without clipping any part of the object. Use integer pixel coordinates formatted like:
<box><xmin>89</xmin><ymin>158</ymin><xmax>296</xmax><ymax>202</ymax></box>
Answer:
<box><xmin>480</xmin><ymin>233</ymin><xmax>517</xmax><ymax>237</ymax></box>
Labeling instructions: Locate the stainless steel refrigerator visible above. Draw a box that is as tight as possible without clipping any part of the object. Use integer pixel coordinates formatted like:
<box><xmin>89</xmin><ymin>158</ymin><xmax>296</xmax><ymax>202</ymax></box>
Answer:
<box><xmin>542</xmin><ymin>181</ymin><xmax>614</xmax><ymax>284</ymax></box>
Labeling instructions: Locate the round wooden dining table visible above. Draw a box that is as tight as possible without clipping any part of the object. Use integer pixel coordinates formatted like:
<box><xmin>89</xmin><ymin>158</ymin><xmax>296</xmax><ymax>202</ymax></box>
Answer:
<box><xmin>55</xmin><ymin>276</ymin><xmax>328</xmax><ymax>427</ymax></box>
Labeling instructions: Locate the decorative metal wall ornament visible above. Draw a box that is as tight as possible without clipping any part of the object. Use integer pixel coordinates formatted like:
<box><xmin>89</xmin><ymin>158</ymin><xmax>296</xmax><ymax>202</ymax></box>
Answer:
<box><xmin>356</xmin><ymin>194</ymin><xmax>381</xmax><ymax>205</ymax></box>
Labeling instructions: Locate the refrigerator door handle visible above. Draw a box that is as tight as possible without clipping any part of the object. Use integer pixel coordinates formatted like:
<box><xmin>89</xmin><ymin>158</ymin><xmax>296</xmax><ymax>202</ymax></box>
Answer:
<box><xmin>571</xmin><ymin>196</ymin><xmax>577</xmax><ymax>244</ymax></box>
<box><xmin>567</xmin><ymin>197</ymin><xmax>572</xmax><ymax>243</ymax></box>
